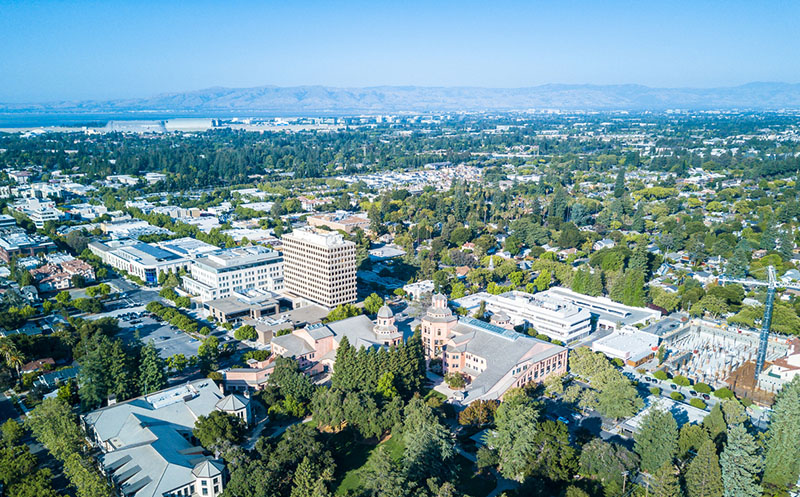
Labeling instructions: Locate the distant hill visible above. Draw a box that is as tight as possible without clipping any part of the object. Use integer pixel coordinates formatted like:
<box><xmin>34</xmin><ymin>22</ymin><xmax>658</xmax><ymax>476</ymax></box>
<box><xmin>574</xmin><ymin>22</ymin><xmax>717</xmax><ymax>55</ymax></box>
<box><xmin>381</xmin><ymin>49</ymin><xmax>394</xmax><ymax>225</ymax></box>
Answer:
<box><xmin>4</xmin><ymin>82</ymin><xmax>800</xmax><ymax>115</ymax></box>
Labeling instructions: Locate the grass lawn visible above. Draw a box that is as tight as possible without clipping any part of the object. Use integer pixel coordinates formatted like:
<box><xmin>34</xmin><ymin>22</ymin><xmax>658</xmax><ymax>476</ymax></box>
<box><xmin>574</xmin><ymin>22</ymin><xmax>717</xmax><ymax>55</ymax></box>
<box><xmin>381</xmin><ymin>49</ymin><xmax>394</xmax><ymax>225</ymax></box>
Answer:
<box><xmin>333</xmin><ymin>433</ymin><xmax>495</xmax><ymax>497</ymax></box>
<box><xmin>334</xmin><ymin>435</ymin><xmax>405</xmax><ymax>495</ymax></box>
<box><xmin>423</xmin><ymin>389</ymin><xmax>448</xmax><ymax>403</ymax></box>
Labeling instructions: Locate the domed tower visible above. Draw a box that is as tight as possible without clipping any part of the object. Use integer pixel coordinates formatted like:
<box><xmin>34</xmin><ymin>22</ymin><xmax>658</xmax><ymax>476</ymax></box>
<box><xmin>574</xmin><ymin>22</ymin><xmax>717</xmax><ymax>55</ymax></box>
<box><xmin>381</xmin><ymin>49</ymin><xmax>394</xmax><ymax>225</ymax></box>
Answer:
<box><xmin>421</xmin><ymin>293</ymin><xmax>458</xmax><ymax>358</ymax></box>
<box><xmin>490</xmin><ymin>311</ymin><xmax>514</xmax><ymax>330</ymax></box>
<box><xmin>374</xmin><ymin>305</ymin><xmax>397</xmax><ymax>335</ymax></box>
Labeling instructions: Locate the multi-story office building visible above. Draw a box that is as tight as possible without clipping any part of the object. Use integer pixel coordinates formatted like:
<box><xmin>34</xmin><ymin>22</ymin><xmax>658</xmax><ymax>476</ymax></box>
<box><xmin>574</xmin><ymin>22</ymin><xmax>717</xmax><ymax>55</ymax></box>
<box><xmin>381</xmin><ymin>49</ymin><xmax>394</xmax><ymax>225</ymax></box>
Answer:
<box><xmin>13</xmin><ymin>198</ymin><xmax>60</xmax><ymax>229</ymax></box>
<box><xmin>183</xmin><ymin>246</ymin><xmax>284</xmax><ymax>301</ymax></box>
<box><xmin>88</xmin><ymin>239</ymin><xmax>192</xmax><ymax>285</ymax></box>
<box><xmin>281</xmin><ymin>228</ymin><xmax>357</xmax><ymax>308</ymax></box>
<box><xmin>454</xmin><ymin>290</ymin><xmax>592</xmax><ymax>343</ymax></box>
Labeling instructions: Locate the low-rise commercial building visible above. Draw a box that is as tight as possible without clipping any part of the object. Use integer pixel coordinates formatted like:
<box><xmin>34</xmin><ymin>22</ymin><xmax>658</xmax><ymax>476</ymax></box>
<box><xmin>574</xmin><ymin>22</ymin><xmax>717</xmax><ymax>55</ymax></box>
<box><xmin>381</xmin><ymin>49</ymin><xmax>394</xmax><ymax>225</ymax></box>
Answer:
<box><xmin>307</xmin><ymin>212</ymin><xmax>370</xmax><ymax>233</ymax></box>
<box><xmin>88</xmin><ymin>239</ymin><xmax>191</xmax><ymax>285</ymax></box>
<box><xmin>0</xmin><ymin>227</ymin><xmax>57</xmax><ymax>262</ymax></box>
<box><xmin>591</xmin><ymin>328</ymin><xmax>659</xmax><ymax>366</ymax></box>
<box><xmin>454</xmin><ymin>290</ymin><xmax>593</xmax><ymax>343</ymax></box>
<box><xmin>204</xmin><ymin>289</ymin><xmax>283</xmax><ymax>323</ymax></box>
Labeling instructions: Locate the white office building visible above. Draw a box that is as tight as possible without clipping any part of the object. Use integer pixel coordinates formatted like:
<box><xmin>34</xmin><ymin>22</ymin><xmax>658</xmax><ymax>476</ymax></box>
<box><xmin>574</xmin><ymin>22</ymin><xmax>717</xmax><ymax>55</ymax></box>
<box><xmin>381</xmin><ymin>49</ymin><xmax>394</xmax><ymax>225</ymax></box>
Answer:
<box><xmin>13</xmin><ymin>198</ymin><xmax>61</xmax><ymax>229</ymax></box>
<box><xmin>281</xmin><ymin>228</ymin><xmax>357</xmax><ymax>308</ymax></box>
<box><xmin>183</xmin><ymin>246</ymin><xmax>284</xmax><ymax>301</ymax></box>
<box><xmin>454</xmin><ymin>290</ymin><xmax>593</xmax><ymax>343</ymax></box>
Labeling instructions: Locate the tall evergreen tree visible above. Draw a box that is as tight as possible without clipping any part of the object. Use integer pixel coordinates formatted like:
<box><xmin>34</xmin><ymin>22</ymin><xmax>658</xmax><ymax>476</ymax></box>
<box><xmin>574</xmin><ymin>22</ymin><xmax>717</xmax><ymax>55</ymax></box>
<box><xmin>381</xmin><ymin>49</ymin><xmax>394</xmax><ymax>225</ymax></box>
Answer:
<box><xmin>362</xmin><ymin>446</ymin><xmax>410</xmax><ymax>497</ymax></box>
<box><xmin>108</xmin><ymin>339</ymin><xmax>137</xmax><ymax>401</ymax></box>
<box><xmin>634</xmin><ymin>408</ymin><xmax>678</xmax><ymax>473</ymax></box>
<box><xmin>77</xmin><ymin>336</ymin><xmax>110</xmax><ymax>409</ymax></box>
<box><xmin>403</xmin><ymin>397</ymin><xmax>455</xmax><ymax>482</ymax></box>
<box><xmin>613</xmin><ymin>169</ymin><xmax>626</xmax><ymax>198</ymax></box>
<box><xmin>685</xmin><ymin>438</ymin><xmax>723</xmax><ymax>497</ymax></box>
<box><xmin>762</xmin><ymin>376</ymin><xmax>800</xmax><ymax>492</ymax></box>
<box><xmin>138</xmin><ymin>340</ymin><xmax>167</xmax><ymax>395</ymax></box>
<box><xmin>720</xmin><ymin>424</ymin><xmax>762</xmax><ymax>497</ymax></box>
<box><xmin>330</xmin><ymin>336</ymin><xmax>356</xmax><ymax>391</ymax></box>
<box><xmin>649</xmin><ymin>464</ymin><xmax>681</xmax><ymax>497</ymax></box>
<box><xmin>703</xmin><ymin>403</ymin><xmax>727</xmax><ymax>445</ymax></box>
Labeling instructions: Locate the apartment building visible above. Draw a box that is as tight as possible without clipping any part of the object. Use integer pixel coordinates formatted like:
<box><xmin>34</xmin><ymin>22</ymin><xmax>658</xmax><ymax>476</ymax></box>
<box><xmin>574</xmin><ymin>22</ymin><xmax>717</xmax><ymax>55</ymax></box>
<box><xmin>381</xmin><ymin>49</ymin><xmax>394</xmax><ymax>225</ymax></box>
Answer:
<box><xmin>183</xmin><ymin>246</ymin><xmax>284</xmax><ymax>301</ymax></box>
<box><xmin>281</xmin><ymin>228</ymin><xmax>357</xmax><ymax>308</ymax></box>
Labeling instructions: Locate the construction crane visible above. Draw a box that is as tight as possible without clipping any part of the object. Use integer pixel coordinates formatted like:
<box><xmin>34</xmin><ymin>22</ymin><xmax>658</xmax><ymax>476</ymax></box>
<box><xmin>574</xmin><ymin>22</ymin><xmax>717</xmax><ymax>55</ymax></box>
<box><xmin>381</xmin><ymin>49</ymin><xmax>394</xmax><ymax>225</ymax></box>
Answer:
<box><xmin>717</xmin><ymin>266</ymin><xmax>800</xmax><ymax>379</ymax></box>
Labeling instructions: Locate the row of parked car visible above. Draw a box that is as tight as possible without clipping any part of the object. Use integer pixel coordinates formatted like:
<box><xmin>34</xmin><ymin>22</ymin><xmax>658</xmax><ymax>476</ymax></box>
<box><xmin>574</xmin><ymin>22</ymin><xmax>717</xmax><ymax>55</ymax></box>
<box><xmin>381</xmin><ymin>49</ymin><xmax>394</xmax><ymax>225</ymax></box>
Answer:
<box><xmin>640</xmin><ymin>375</ymin><xmax>712</xmax><ymax>400</ymax></box>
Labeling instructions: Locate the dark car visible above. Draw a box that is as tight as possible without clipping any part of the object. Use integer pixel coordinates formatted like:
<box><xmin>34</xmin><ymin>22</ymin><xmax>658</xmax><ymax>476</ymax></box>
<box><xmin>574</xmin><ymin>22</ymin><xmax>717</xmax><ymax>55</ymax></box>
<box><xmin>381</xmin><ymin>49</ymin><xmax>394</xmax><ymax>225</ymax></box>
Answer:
<box><xmin>689</xmin><ymin>391</ymin><xmax>697</xmax><ymax>396</ymax></box>
<box><xmin>702</xmin><ymin>393</ymin><xmax>711</xmax><ymax>400</ymax></box>
<box><xmin>644</xmin><ymin>377</ymin><xmax>653</xmax><ymax>382</ymax></box>
<box><xmin>670</xmin><ymin>384</ymin><xmax>678</xmax><ymax>390</ymax></box>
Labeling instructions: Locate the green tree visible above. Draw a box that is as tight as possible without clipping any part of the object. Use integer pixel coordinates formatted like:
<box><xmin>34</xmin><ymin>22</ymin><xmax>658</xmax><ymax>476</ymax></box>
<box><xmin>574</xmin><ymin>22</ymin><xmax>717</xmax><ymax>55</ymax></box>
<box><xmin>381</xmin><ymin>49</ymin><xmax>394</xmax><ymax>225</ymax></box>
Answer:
<box><xmin>364</xmin><ymin>293</ymin><xmax>384</xmax><ymax>315</ymax></box>
<box><xmin>489</xmin><ymin>389</ymin><xmax>540</xmax><ymax>481</ymax></box>
<box><xmin>63</xmin><ymin>453</ymin><xmax>113</xmax><ymax>497</ymax></box>
<box><xmin>193</xmin><ymin>411</ymin><xmax>246</xmax><ymax>449</ymax></box>
<box><xmin>720</xmin><ymin>424</ymin><xmax>762</xmax><ymax>497</ymax></box>
<box><xmin>376</xmin><ymin>371</ymin><xmax>398</xmax><ymax>399</ymax></box>
<box><xmin>762</xmin><ymin>376</ymin><xmax>800</xmax><ymax>492</ymax></box>
<box><xmin>1</xmin><ymin>419</ymin><xmax>24</xmax><ymax>446</ymax></box>
<box><xmin>25</xmin><ymin>398</ymin><xmax>85</xmax><ymax>461</ymax></box>
<box><xmin>527</xmin><ymin>420</ymin><xmax>577</xmax><ymax>482</ymax></box>
<box><xmin>649</xmin><ymin>464</ymin><xmax>680</xmax><ymax>497</ymax></box>
<box><xmin>678</xmin><ymin>423</ymin><xmax>710</xmax><ymax>459</ymax></box>
<box><xmin>703</xmin><ymin>403</ymin><xmax>728</xmax><ymax>444</ymax></box>
<box><xmin>362</xmin><ymin>446</ymin><xmax>410</xmax><ymax>497</ymax></box>
<box><xmin>138</xmin><ymin>340</ymin><xmax>167</xmax><ymax>395</ymax></box>
<box><xmin>685</xmin><ymin>438</ymin><xmax>723</xmax><ymax>497</ymax></box>
<box><xmin>403</xmin><ymin>397</ymin><xmax>455</xmax><ymax>482</ymax></box>
<box><xmin>323</xmin><ymin>303</ymin><xmax>361</xmax><ymax>323</ymax></box>
<box><xmin>578</xmin><ymin>438</ymin><xmax>638</xmax><ymax>497</ymax></box>
<box><xmin>234</xmin><ymin>324</ymin><xmax>257</xmax><ymax>341</ymax></box>
<box><xmin>635</xmin><ymin>408</ymin><xmax>678</xmax><ymax>474</ymax></box>
<box><xmin>614</xmin><ymin>169</ymin><xmax>626</xmax><ymax>198</ymax></box>
<box><xmin>534</xmin><ymin>269</ymin><xmax>551</xmax><ymax>292</ymax></box>
<box><xmin>108</xmin><ymin>339</ymin><xmax>137</xmax><ymax>401</ymax></box>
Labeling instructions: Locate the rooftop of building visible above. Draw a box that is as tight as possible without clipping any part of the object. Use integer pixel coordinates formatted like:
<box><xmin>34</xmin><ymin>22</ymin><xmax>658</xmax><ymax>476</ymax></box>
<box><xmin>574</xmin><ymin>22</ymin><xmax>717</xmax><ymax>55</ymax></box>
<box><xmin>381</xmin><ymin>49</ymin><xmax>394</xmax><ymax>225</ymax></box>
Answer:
<box><xmin>83</xmin><ymin>380</ymin><xmax>228</xmax><ymax>497</ymax></box>
<box><xmin>197</xmin><ymin>245</ymin><xmax>281</xmax><ymax>271</ymax></box>
<box><xmin>450</xmin><ymin>317</ymin><xmax>566</xmax><ymax>403</ymax></box>
<box><xmin>281</xmin><ymin>227</ymin><xmax>354</xmax><ymax>248</ymax></box>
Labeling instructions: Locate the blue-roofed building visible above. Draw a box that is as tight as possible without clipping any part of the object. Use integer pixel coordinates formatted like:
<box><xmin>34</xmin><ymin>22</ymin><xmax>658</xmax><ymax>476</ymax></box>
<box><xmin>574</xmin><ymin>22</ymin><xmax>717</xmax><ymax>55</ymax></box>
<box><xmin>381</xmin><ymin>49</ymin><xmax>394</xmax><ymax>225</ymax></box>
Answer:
<box><xmin>89</xmin><ymin>238</ymin><xmax>195</xmax><ymax>285</ymax></box>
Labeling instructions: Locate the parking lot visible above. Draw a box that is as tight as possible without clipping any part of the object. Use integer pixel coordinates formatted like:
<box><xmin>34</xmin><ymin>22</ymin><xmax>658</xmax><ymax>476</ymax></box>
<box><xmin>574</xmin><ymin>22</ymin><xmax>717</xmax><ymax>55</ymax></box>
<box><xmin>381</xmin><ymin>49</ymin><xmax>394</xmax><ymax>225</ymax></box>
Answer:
<box><xmin>116</xmin><ymin>314</ymin><xmax>201</xmax><ymax>359</ymax></box>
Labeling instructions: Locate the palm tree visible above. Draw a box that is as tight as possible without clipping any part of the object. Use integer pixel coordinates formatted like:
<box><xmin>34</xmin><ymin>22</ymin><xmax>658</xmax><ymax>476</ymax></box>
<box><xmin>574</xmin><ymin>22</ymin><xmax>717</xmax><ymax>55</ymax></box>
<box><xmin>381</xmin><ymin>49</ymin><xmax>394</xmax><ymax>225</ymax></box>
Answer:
<box><xmin>0</xmin><ymin>338</ymin><xmax>25</xmax><ymax>378</ymax></box>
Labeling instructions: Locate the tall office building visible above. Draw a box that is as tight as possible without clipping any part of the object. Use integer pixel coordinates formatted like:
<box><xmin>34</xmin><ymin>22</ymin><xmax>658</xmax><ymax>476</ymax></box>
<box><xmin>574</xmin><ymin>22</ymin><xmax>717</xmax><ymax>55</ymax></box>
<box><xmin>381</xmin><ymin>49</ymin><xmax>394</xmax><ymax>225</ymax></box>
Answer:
<box><xmin>281</xmin><ymin>228</ymin><xmax>357</xmax><ymax>308</ymax></box>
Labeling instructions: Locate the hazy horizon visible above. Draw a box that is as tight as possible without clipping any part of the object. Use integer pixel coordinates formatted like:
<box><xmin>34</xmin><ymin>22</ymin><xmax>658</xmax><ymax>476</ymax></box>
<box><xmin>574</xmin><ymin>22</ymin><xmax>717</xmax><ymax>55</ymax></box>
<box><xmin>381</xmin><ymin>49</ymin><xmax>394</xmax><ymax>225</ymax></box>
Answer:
<box><xmin>2</xmin><ymin>0</ymin><xmax>799</xmax><ymax>103</ymax></box>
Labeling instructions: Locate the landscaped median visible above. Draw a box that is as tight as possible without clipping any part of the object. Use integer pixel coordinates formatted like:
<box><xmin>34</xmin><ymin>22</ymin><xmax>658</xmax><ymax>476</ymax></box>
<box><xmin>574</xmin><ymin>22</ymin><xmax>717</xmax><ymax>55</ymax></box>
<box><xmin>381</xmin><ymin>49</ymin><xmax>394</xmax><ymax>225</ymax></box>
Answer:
<box><xmin>146</xmin><ymin>300</ymin><xmax>211</xmax><ymax>336</ymax></box>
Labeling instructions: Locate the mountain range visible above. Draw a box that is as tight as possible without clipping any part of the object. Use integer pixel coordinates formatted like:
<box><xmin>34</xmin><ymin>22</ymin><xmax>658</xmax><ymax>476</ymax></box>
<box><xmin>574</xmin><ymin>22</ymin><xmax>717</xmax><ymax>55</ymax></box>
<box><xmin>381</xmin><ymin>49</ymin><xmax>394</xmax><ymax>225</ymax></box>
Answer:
<box><xmin>3</xmin><ymin>82</ymin><xmax>800</xmax><ymax>115</ymax></box>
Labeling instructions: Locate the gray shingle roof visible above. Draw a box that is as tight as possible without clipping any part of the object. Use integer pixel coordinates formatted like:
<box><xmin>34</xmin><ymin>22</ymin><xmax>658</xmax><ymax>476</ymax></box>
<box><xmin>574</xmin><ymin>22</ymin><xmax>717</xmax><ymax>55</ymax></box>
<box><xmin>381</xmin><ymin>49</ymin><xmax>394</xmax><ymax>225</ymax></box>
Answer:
<box><xmin>82</xmin><ymin>380</ymin><xmax>225</xmax><ymax>497</ymax></box>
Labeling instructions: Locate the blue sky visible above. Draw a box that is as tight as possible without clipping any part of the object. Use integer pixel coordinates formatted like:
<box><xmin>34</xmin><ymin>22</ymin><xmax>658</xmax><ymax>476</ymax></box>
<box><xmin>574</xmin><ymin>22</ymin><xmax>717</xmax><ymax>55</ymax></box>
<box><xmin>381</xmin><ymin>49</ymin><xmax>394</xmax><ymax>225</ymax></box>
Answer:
<box><xmin>1</xmin><ymin>0</ymin><xmax>798</xmax><ymax>102</ymax></box>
